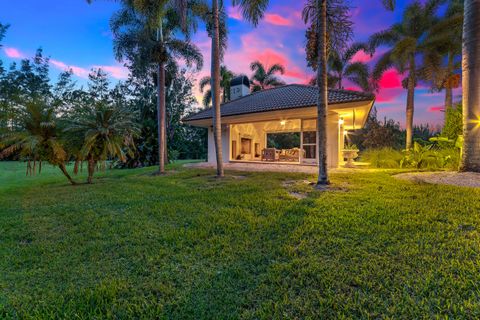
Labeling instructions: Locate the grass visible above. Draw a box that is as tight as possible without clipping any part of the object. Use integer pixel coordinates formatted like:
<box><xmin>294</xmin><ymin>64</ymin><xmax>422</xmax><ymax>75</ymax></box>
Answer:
<box><xmin>1</xmin><ymin>161</ymin><xmax>480</xmax><ymax>319</ymax></box>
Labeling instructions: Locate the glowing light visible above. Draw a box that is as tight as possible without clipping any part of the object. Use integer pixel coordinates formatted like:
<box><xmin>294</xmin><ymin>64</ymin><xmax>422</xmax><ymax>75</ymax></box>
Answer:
<box><xmin>343</xmin><ymin>130</ymin><xmax>348</xmax><ymax>136</ymax></box>
<box><xmin>338</xmin><ymin>118</ymin><xmax>344</xmax><ymax>126</ymax></box>
<box><xmin>280</xmin><ymin>120</ymin><xmax>287</xmax><ymax>126</ymax></box>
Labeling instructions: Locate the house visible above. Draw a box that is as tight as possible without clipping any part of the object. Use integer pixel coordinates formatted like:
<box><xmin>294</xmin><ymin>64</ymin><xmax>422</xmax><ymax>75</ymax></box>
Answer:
<box><xmin>183</xmin><ymin>76</ymin><xmax>375</xmax><ymax>168</ymax></box>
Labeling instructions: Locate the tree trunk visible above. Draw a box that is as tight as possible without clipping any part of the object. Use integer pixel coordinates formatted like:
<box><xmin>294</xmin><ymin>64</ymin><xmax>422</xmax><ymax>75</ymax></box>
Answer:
<box><xmin>405</xmin><ymin>56</ymin><xmax>416</xmax><ymax>150</ymax></box>
<box><xmin>212</xmin><ymin>0</ymin><xmax>224</xmax><ymax>177</ymax></box>
<box><xmin>59</xmin><ymin>163</ymin><xmax>76</xmax><ymax>185</ymax></box>
<box><xmin>73</xmin><ymin>159</ymin><xmax>80</xmax><ymax>175</ymax></box>
<box><xmin>316</xmin><ymin>0</ymin><xmax>329</xmax><ymax>186</ymax></box>
<box><xmin>87</xmin><ymin>158</ymin><xmax>95</xmax><ymax>184</ymax></box>
<box><xmin>460</xmin><ymin>0</ymin><xmax>480</xmax><ymax>172</ymax></box>
<box><xmin>158</xmin><ymin>62</ymin><xmax>166</xmax><ymax>173</ymax></box>
<box><xmin>157</xmin><ymin>20</ymin><xmax>166</xmax><ymax>174</ymax></box>
<box><xmin>445</xmin><ymin>51</ymin><xmax>454</xmax><ymax>114</ymax></box>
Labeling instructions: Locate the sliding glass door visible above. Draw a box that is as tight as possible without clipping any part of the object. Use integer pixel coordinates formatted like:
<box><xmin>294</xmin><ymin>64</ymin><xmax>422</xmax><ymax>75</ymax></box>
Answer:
<box><xmin>302</xmin><ymin>131</ymin><xmax>316</xmax><ymax>163</ymax></box>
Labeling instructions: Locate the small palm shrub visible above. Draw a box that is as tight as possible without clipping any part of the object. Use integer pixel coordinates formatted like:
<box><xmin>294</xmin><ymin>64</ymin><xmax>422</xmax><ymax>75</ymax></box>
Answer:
<box><xmin>65</xmin><ymin>101</ymin><xmax>140</xmax><ymax>183</ymax></box>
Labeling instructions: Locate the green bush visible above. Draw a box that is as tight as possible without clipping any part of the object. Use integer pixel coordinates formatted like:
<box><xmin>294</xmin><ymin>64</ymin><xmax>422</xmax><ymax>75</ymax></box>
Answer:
<box><xmin>360</xmin><ymin>145</ymin><xmax>460</xmax><ymax>170</ymax></box>
<box><xmin>360</xmin><ymin>148</ymin><xmax>404</xmax><ymax>168</ymax></box>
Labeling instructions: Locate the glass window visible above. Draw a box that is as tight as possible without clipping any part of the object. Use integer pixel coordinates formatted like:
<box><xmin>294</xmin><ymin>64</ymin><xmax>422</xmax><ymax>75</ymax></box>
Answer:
<box><xmin>303</xmin><ymin>145</ymin><xmax>316</xmax><ymax>159</ymax></box>
<box><xmin>303</xmin><ymin>131</ymin><xmax>316</xmax><ymax>144</ymax></box>
<box><xmin>266</xmin><ymin>132</ymin><xmax>301</xmax><ymax>149</ymax></box>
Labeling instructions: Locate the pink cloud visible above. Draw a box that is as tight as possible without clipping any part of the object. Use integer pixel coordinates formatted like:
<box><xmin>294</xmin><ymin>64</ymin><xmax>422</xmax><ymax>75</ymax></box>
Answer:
<box><xmin>351</xmin><ymin>51</ymin><xmax>372</xmax><ymax>63</ymax></box>
<box><xmin>50</xmin><ymin>59</ymin><xmax>89</xmax><ymax>78</ymax></box>
<box><xmin>376</xmin><ymin>88</ymin><xmax>404</xmax><ymax>103</ymax></box>
<box><xmin>93</xmin><ymin>65</ymin><xmax>129</xmax><ymax>80</ymax></box>
<box><xmin>264</xmin><ymin>13</ymin><xmax>293</xmax><ymax>26</ymax></box>
<box><xmin>228</xmin><ymin>7</ymin><xmax>242</xmax><ymax>20</ymax></box>
<box><xmin>379</xmin><ymin>69</ymin><xmax>403</xmax><ymax>89</ymax></box>
<box><xmin>4</xmin><ymin>47</ymin><xmax>25</xmax><ymax>59</ymax></box>
<box><xmin>428</xmin><ymin>106</ymin><xmax>445</xmax><ymax>113</ymax></box>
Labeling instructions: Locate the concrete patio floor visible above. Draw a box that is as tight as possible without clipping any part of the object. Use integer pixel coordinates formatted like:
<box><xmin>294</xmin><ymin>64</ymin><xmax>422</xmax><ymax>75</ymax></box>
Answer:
<box><xmin>184</xmin><ymin>161</ymin><xmax>372</xmax><ymax>174</ymax></box>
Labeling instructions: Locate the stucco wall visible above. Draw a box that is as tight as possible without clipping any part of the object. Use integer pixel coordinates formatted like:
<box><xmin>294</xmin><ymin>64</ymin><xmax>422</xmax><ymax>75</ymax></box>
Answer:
<box><xmin>207</xmin><ymin>126</ymin><xmax>230</xmax><ymax>164</ymax></box>
<box><xmin>207</xmin><ymin>114</ymin><xmax>340</xmax><ymax>168</ymax></box>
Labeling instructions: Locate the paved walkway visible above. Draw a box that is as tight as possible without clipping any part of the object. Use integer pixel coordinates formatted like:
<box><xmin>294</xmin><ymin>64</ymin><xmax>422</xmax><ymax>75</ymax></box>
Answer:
<box><xmin>184</xmin><ymin>161</ymin><xmax>372</xmax><ymax>174</ymax></box>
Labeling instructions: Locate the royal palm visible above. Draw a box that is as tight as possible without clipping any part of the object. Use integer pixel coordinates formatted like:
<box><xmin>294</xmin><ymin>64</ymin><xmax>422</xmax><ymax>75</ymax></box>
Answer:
<box><xmin>369</xmin><ymin>0</ymin><xmax>443</xmax><ymax>150</ymax></box>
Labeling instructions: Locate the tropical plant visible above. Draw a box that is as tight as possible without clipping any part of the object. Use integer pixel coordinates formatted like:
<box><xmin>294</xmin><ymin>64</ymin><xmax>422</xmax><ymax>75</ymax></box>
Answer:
<box><xmin>199</xmin><ymin>65</ymin><xmax>235</xmax><ymax>107</ymax></box>
<box><xmin>0</xmin><ymin>100</ymin><xmax>76</xmax><ymax>184</ymax></box>
<box><xmin>369</xmin><ymin>0</ymin><xmax>443</xmax><ymax>151</ymax></box>
<box><xmin>400</xmin><ymin>141</ymin><xmax>460</xmax><ymax>170</ymax></box>
<box><xmin>249</xmin><ymin>60</ymin><xmax>285</xmax><ymax>92</ymax></box>
<box><xmin>65</xmin><ymin>101</ymin><xmax>140</xmax><ymax>184</ymax></box>
<box><xmin>460</xmin><ymin>0</ymin><xmax>480</xmax><ymax>172</ymax></box>
<box><xmin>302</xmin><ymin>0</ymin><xmax>353</xmax><ymax>186</ymax></box>
<box><xmin>110</xmin><ymin>0</ymin><xmax>202</xmax><ymax>174</ymax></box>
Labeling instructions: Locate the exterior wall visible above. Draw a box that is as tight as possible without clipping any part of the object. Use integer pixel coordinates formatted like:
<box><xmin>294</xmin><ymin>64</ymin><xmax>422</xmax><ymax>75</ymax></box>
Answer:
<box><xmin>207</xmin><ymin>114</ymin><xmax>341</xmax><ymax>168</ymax></box>
<box><xmin>207</xmin><ymin>126</ymin><xmax>230</xmax><ymax>164</ymax></box>
<box><xmin>326</xmin><ymin>113</ymin><xmax>339</xmax><ymax>168</ymax></box>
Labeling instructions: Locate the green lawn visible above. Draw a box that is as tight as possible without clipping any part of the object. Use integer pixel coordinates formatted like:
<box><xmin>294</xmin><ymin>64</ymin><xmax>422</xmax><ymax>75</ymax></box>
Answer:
<box><xmin>1</xmin><ymin>161</ymin><xmax>480</xmax><ymax>319</ymax></box>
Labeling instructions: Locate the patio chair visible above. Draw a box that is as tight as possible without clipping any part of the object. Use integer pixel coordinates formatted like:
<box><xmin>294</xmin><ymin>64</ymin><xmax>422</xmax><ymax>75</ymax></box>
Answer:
<box><xmin>262</xmin><ymin>148</ymin><xmax>279</xmax><ymax>162</ymax></box>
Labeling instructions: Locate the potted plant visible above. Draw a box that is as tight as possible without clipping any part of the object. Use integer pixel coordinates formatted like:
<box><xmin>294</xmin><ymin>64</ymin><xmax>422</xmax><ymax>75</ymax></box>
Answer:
<box><xmin>342</xmin><ymin>144</ymin><xmax>359</xmax><ymax>168</ymax></box>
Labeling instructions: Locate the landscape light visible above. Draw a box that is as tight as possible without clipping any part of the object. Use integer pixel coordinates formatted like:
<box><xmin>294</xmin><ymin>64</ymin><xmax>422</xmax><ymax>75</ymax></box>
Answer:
<box><xmin>280</xmin><ymin>120</ymin><xmax>286</xmax><ymax>126</ymax></box>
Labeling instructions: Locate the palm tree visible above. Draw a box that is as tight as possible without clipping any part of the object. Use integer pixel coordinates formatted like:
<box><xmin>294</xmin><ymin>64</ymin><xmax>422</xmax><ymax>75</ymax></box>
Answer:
<box><xmin>303</xmin><ymin>0</ymin><xmax>353</xmax><ymax>186</ymax></box>
<box><xmin>0</xmin><ymin>100</ymin><xmax>77</xmax><ymax>185</ymax></box>
<box><xmin>199</xmin><ymin>65</ymin><xmax>234</xmax><ymax>107</ymax></box>
<box><xmin>110</xmin><ymin>1</ymin><xmax>202</xmax><ymax>175</ymax></box>
<box><xmin>249</xmin><ymin>61</ymin><xmax>286</xmax><ymax>92</ymax></box>
<box><xmin>66</xmin><ymin>102</ymin><xmax>140</xmax><ymax>184</ymax></box>
<box><xmin>327</xmin><ymin>43</ymin><xmax>372</xmax><ymax>92</ymax></box>
<box><xmin>460</xmin><ymin>0</ymin><xmax>480</xmax><ymax>172</ymax></box>
<box><xmin>0</xmin><ymin>23</ymin><xmax>8</xmax><ymax>47</ymax></box>
<box><xmin>369</xmin><ymin>0</ymin><xmax>443</xmax><ymax>150</ymax></box>
<box><xmin>421</xmin><ymin>0</ymin><xmax>463</xmax><ymax>118</ymax></box>
<box><xmin>206</xmin><ymin>0</ymin><xmax>270</xmax><ymax>177</ymax></box>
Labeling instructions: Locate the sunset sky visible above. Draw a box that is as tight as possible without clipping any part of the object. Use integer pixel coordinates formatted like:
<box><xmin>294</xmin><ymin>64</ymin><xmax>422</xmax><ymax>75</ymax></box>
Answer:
<box><xmin>1</xmin><ymin>0</ymin><xmax>461</xmax><ymax>128</ymax></box>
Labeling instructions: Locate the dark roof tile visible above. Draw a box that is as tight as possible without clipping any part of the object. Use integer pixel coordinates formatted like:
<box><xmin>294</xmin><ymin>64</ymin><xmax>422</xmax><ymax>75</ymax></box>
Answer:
<box><xmin>184</xmin><ymin>84</ymin><xmax>374</xmax><ymax>122</ymax></box>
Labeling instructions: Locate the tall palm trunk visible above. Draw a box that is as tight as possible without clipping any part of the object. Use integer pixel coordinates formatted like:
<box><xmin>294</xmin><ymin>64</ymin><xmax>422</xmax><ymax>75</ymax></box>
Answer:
<box><xmin>460</xmin><ymin>0</ymin><xmax>480</xmax><ymax>172</ymax></box>
<box><xmin>59</xmin><ymin>163</ymin><xmax>76</xmax><ymax>185</ymax></box>
<box><xmin>87</xmin><ymin>157</ymin><xmax>96</xmax><ymax>184</ymax></box>
<box><xmin>158</xmin><ymin>61</ymin><xmax>166</xmax><ymax>173</ymax></box>
<box><xmin>157</xmin><ymin>21</ymin><xmax>166</xmax><ymax>174</ymax></box>
<box><xmin>211</xmin><ymin>0</ymin><xmax>224</xmax><ymax>177</ymax></box>
<box><xmin>444</xmin><ymin>51</ymin><xmax>454</xmax><ymax>115</ymax></box>
<box><xmin>316</xmin><ymin>0</ymin><xmax>329</xmax><ymax>186</ymax></box>
<box><xmin>405</xmin><ymin>55</ymin><xmax>416</xmax><ymax>150</ymax></box>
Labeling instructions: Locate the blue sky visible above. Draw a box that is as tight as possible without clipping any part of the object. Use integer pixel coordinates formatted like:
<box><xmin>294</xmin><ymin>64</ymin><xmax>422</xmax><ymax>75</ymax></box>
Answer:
<box><xmin>1</xmin><ymin>0</ymin><xmax>460</xmax><ymax>128</ymax></box>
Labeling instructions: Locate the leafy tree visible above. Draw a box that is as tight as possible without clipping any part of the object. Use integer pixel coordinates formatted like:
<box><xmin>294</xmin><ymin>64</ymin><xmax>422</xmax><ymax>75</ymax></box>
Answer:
<box><xmin>442</xmin><ymin>102</ymin><xmax>463</xmax><ymax>140</ymax></box>
<box><xmin>350</xmin><ymin>107</ymin><xmax>404</xmax><ymax>150</ymax></box>
<box><xmin>199</xmin><ymin>65</ymin><xmax>234</xmax><ymax>107</ymax></box>
<box><xmin>0</xmin><ymin>100</ymin><xmax>76</xmax><ymax>184</ymax></box>
<box><xmin>249</xmin><ymin>60</ymin><xmax>285</xmax><ymax>92</ymax></box>
<box><xmin>369</xmin><ymin>0</ymin><xmax>443</xmax><ymax>150</ymax></box>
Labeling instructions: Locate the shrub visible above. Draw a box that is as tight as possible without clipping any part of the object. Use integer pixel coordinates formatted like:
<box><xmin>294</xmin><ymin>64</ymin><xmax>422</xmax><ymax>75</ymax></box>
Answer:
<box><xmin>361</xmin><ymin>144</ymin><xmax>461</xmax><ymax>170</ymax></box>
<box><xmin>360</xmin><ymin>148</ymin><xmax>404</xmax><ymax>168</ymax></box>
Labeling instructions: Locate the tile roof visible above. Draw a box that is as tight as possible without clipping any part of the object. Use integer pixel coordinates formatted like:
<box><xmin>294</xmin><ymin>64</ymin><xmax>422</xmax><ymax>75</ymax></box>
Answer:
<box><xmin>184</xmin><ymin>84</ymin><xmax>375</xmax><ymax>122</ymax></box>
